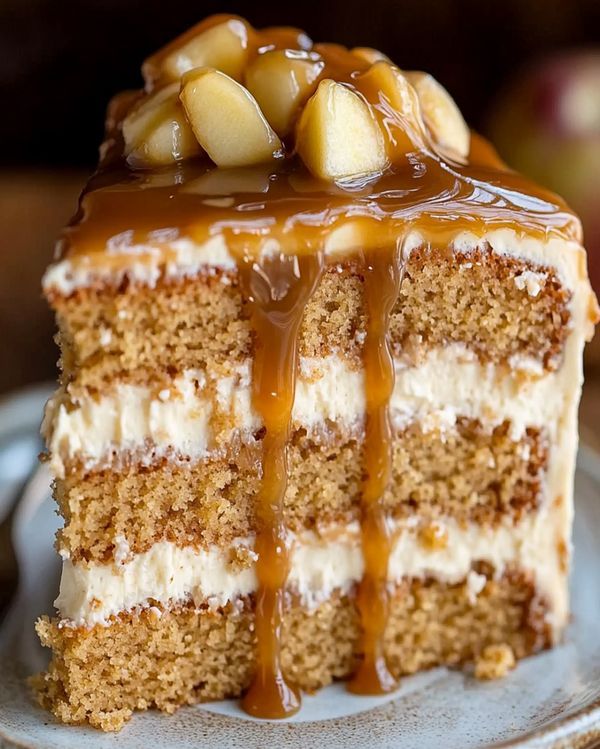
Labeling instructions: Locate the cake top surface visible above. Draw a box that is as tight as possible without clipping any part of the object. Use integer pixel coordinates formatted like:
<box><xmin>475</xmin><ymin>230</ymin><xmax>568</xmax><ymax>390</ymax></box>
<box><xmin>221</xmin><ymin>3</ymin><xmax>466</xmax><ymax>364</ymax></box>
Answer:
<box><xmin>57</xmin><ymin>14</ymin><xmax>582</xmax><ymax>265</ymax></box>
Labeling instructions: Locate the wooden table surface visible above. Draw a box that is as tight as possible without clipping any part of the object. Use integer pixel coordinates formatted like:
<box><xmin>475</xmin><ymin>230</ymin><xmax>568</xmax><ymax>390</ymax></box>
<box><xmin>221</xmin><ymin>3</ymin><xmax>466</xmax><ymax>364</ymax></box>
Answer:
<box><xmin>1</xmin><ymin>169</ymin><xmax>599</xmax><ymax>445</ymax></box>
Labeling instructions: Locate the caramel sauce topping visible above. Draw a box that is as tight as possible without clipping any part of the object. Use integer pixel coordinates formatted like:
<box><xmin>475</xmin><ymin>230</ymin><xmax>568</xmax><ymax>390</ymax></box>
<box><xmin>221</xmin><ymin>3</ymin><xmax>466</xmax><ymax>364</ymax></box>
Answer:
<box><xmin>51</xmin><ymin>15</ymin><xmax>584</xmax><ymax>719</ymax></box>
<box><xmin>238</xmin><ymin>252</ymin><xmax>323</xmax><ymax>718</ymax></box>
<box><xmin>348</xmin><ymin>245</ymin><xmax>403</xmax><ymax>694</ymax></box>
<box><xmin>56</xmin><ymin>131</ymin><xmax>580</xmax><ymax>268</ymax></box>
<box><xmin>57</xmin><ymin>15</ymin><xmax>580</xmax><ymax>264</ymax></box>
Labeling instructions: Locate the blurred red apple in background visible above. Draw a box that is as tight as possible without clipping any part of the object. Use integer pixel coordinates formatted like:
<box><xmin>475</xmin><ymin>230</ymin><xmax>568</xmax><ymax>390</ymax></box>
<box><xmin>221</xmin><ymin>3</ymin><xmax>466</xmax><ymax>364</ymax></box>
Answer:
<box><xmin>487</xmin><ymin>51</ymin><xmax>600</xmax><ymax>364</ymax></box>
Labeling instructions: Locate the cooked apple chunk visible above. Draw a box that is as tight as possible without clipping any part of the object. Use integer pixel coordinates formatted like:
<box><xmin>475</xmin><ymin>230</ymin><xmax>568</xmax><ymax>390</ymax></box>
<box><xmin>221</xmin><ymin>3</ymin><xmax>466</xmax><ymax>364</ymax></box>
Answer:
<box><xmin>180</xmin><ymin>68</ymin><xmax>283</xmax><ymax>168</ymax></box>
<box><xmin>122</xmin><ymin>83</ymin><xmax>201</xmax><ymax>167</ymax></box>
<box><xmin>245</xmin><ymin>50</ymin><xmax>324</xmax><ymax>136</ymax></box>
<box><xmin>405</xmin><ymin>71</ymin><xmax>470</xmax><ymax>159</ymax></box>
<box><xmin>352</xmin><ymin>47</ymin><xmax>391</xmax><ymax>65</ymax></box>
<box><xmin>296</xmin><ymin>79</ymin><xmax>387</xmax><ymax>180</ymax></box>
<box><xmin>260</xmin><ymin>26</ymin><xmax>313</xmax><ymax>52</ymax></box>
<box><xmin>358</xmin><ymin>61</ymin><xmax>425</xmax><ymax>151</ymax></box>
<box><xmin>147</xmin><ymin>17</ymin><xmax>249</xmax><ymax>85</ymax></box>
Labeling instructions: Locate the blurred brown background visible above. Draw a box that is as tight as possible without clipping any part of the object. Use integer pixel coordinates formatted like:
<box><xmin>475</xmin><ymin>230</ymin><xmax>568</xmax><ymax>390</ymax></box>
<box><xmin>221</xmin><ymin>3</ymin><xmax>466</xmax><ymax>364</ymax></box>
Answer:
<box><xmin>0</xmin><ymin>0</ymin><xmax>599</xmax><ymax>431</ymax></box>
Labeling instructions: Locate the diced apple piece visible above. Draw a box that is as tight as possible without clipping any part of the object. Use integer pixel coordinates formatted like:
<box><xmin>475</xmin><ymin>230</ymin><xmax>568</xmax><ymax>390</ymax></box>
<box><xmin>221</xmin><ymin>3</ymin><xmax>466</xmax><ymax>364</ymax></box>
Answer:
<box><xmin>360</xmin><ymin>62</ymin><xmax>422</xmax><ymax>126</ymax></box>
<box><xmin>146</xmin><ymin>18</ymin><xmax>250</xmax><ymax>85</ymax></box>
<box><xmin>358</xmin><ymin>61</ymin><xmax>429</xmax><ymax>153</ymax></box>
<box><xmin>352</xmin><ymin>47</ymin><xmax>391</xmax><ymax>65</ymax></box>
<box><xmin>105</xmin><ymin>90</ymin><xmax>143</xmax><ymax>134</ymax></box>
<box><xmin>245</xmin><ymin>50</ymin><xmax>324</xmax><ymax>136</ymax></box>
<box><xmin>260</xmin><ymin>26</ymin><xmax>313</xmax><ymax>51</ymax></box>
<box><xmin>122</xmin><ymin>83</ymin><xmax>201</xmax><ymax>167</ymax></box>
<box><xmin>122</xmin><ymin>85</ymin><xmax>174</xmax><ymax>149</ymax></box>
<box><xmin>405</xmin><ymin>71</ymin><xmax>470</xmax><ymax>159</ymax></box>
<box><xmin>313</xmin><ymin>42</ymin><xmax>365</xmax><ymax>72</ymax></box>
<box><xmin>126</xmin><ymin>103</ymin><xmax>200</xmax><ymax>167</ymax></box>
<box><xmin>180</xmin><ymin>68</ymin><xmax>283</xmax><ymax>168</ymax></box>
<box><xmin>296</xmin><ymin>79</ymin><xmax>387</xmax><ymax>180</ymax></box>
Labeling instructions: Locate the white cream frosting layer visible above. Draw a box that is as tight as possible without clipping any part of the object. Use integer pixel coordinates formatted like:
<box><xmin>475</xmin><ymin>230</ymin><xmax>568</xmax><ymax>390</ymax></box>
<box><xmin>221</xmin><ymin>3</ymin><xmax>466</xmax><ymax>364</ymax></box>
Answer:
<box><xmin>56</xmin><ymin>506</ymin><xmax>567</xmax><ymax>633</ymax></box>
<box><xmin>43</xmin><ymin>227</ymin><xmax>591</xmax><ymax>299</ymax></box>
<box><xmin>44</xmin><ymin>346</ymin><xmax>567</xmax><ymax>478</ymax></box>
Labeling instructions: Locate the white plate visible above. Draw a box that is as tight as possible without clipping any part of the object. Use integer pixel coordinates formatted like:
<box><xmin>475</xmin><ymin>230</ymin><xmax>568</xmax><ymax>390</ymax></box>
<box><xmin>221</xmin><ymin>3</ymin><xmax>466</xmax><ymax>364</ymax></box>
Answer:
<box><xmin>0</xmin><ymin>386</ymin><xmax>600</xmax><ymax>748</ymax></box>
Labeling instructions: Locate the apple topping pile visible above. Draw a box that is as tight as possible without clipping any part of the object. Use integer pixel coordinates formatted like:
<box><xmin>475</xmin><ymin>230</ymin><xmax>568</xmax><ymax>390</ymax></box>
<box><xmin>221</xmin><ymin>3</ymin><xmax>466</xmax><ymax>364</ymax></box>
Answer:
<box><xmin>119</xmin><ymin>14</ymin><xmax>470</xmax><ymax>179</ymax></box>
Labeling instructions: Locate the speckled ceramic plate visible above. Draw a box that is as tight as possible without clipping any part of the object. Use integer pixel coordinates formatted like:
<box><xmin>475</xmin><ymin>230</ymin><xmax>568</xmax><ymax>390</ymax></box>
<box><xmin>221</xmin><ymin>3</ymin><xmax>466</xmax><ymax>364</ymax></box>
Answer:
<box><xmin>1</xmin><ymin>386</ymin><xmax>600</xmax><ymax>749</ymax></box>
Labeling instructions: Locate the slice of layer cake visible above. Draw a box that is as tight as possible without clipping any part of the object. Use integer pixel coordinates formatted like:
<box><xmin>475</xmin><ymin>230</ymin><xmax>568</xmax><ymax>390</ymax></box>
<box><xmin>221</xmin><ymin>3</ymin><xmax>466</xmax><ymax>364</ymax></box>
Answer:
<box><xmin>33</xmin><ymin>14</ymin><xmax>598</xmax><ymax>731</ymax></box>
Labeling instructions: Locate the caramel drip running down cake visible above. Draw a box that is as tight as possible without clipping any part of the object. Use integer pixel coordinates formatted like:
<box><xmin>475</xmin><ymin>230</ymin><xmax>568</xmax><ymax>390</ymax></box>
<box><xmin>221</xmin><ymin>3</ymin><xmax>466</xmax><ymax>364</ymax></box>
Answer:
<box><xmin>33</xmin><ymin>14</ymin><xmax>598</xmax><ymax>731</ymax></box>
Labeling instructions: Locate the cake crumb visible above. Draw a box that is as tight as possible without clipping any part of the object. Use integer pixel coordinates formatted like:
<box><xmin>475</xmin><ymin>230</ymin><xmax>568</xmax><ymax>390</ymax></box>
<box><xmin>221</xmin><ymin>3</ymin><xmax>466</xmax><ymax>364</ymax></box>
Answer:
<box><xmin>228</xmin><ymin>543</ymin><xmax>257</xmax><ymax>572</ymax></box>
<box><xmin>113</xmin><ymin>534</ymin><xmax>131</xmax><ymax>565</ymax></box>
<box><xmin>419</xmin><ymin>522</ymin><xmax>448</xmax><ymax>550</ymax></box>
<box><xmin>514</xmin><ymin>270</ymin><xmax>545</xmax><ymax>297</ymax></box>
<box><xmin>98</xmin><ymin>327</ymin><xmax>112</xmax><ymax>347</ymax></box>
<box><xmin>91</xmin><ymin>708</ymin><xmax>132</xmax><ymax>732</ymax></box>
<box><xmin>146</xmin><ymin>606</ymin><xmax>163</xmax><ymax>622</ymax></box>
<box><xmin>466</xmin><ymin>570</ymin><xmax>487</xmax><ymax>604</ymax></box>
<box><xmin>475</xmin><ymin>644</ymin><xmax>516</xmax><ymax>680</ymax></box>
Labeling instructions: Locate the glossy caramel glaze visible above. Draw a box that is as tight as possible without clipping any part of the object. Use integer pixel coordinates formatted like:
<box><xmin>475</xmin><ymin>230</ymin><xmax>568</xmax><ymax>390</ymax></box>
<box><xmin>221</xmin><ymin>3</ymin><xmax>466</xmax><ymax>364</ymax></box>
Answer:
<box><xmin>348</xmin><ymin>246</ymin><xmax>403</xmax><ymax>695</ymax></box>
<box><xmin>57</xmin><ymin>136</ymin><xmax>579</xmax><ymax>269</ymax></box>
<box><xmin>239</xmin><ymin>252</ymin><xmax>323</xmax><ymax>718</ymax></box>
<box><xmin>56</xmin><ymin>15</ymin><xmax>580</xmax><ymax>264</ymax></box>
<box><xmin>50</xmin><ymin>15</ymin><xmax>584</xmax><ymax>720</ymax></box>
